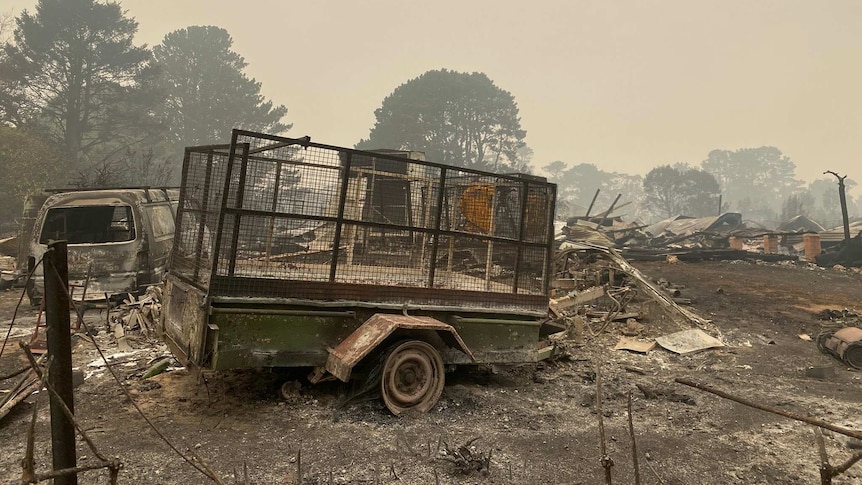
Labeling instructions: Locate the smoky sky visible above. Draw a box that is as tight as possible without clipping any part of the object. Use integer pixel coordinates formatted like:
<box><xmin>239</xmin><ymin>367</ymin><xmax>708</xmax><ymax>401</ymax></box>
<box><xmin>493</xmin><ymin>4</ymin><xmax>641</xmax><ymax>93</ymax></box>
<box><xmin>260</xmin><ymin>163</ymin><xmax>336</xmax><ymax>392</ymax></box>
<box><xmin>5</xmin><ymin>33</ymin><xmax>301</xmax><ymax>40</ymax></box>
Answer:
<box><xmin>6</xmin><ymin>0</ymin><xmax>861</xmax><ymax>181</ymax></box>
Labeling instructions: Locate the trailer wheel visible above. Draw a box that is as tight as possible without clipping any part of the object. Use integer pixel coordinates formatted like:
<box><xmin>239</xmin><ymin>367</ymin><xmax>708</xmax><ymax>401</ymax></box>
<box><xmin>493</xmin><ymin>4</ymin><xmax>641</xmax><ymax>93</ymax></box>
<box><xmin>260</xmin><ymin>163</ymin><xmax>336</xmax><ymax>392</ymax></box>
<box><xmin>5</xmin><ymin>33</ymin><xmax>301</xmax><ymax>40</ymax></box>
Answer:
<box><xmin>380</xmin><ymin>340</ymin><xmax>445</xmax><ymax>415</ymax></box>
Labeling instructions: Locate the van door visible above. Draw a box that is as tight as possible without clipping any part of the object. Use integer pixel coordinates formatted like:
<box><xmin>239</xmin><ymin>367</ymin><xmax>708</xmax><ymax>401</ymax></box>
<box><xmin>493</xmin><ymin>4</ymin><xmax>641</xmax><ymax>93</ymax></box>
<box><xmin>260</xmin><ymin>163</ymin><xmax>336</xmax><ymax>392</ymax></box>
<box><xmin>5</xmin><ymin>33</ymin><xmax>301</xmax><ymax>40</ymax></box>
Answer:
<box><xmin>141</xmin><ymin>202</ymin><xmax>176</xmax><ymax>284</ymax></box>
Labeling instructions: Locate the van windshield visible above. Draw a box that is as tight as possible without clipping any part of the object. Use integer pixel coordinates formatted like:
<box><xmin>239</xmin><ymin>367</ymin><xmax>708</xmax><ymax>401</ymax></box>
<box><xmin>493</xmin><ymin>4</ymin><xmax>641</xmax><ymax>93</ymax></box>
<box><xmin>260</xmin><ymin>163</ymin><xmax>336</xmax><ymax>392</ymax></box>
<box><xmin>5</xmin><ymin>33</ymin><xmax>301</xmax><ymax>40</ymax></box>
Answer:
<box><xmin>39</xmin><ymin>205</ymin><xmax>135</xmax><ymax>244</ymax></box>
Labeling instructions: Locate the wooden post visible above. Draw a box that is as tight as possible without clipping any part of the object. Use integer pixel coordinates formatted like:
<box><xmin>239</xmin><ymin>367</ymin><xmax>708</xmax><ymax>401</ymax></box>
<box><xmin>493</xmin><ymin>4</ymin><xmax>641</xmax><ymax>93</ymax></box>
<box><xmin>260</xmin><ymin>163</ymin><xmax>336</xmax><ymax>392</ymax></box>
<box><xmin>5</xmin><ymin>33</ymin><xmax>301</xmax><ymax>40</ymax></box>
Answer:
<box><xmin>44</xmin><ymin>240</ymin><xmax>77</xmax><ymax>485</ymax></box>
<box><xmin>824</xmin><ymin>171</ymin><xmax>851</xmax><ymax>245</ymax></box>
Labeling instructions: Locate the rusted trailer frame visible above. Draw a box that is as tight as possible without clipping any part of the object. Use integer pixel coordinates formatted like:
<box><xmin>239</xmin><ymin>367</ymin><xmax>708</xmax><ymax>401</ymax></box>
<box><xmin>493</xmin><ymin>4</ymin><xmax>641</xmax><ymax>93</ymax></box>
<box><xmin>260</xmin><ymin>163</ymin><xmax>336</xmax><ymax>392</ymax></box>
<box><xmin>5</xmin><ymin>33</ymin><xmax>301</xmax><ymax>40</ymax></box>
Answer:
<box><xmin>160</xmin><ymin>130</ymin><xmax>558</xmax><ymax>414</ymax></box>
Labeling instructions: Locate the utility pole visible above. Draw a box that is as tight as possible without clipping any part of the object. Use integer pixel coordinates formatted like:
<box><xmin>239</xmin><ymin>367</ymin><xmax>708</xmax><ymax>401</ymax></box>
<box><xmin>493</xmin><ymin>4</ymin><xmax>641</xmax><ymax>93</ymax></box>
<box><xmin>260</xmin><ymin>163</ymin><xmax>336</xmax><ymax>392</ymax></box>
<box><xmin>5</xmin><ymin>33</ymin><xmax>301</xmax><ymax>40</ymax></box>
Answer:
<box><xmin>824</xmin><ymin>171</ymin><xmax>851</xmax><ymax>245</ymax></box>
<box><xmin>44</xmin><ymin>240</ymin><xmax>77</xmax><ymax>485</ymax></box>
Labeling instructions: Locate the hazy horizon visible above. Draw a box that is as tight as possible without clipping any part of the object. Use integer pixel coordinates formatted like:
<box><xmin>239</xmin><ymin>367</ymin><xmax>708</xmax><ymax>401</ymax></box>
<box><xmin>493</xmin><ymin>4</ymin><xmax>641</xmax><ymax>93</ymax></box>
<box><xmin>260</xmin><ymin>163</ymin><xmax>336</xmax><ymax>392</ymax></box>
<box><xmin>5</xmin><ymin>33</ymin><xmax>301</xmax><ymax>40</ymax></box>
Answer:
<box><xmin>5</xmin><ymin>0</ymin><xmax>861</xmax><ymax>183</ymax></box>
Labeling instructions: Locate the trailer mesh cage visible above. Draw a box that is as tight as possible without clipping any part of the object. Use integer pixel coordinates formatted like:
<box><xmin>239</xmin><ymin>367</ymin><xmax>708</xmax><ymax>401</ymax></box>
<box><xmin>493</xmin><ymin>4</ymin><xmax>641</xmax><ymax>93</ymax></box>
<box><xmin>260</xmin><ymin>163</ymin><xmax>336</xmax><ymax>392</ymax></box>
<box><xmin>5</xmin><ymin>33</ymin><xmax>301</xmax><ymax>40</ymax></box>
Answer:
<box><xmin>171</xmin><ymin>130</ymin><xmax>556</xmax><ymax>311</ymax></box>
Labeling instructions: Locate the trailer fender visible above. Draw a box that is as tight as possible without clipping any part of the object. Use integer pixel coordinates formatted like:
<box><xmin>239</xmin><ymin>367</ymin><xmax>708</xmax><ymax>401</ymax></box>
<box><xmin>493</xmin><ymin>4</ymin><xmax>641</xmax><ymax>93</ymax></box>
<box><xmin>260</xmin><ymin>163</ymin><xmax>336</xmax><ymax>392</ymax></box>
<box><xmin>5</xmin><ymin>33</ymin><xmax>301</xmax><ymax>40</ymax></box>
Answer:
<box><xmin>323</xmin><ymin>313</ymin><xmax>474</xmax><ymax>382</ymax></box>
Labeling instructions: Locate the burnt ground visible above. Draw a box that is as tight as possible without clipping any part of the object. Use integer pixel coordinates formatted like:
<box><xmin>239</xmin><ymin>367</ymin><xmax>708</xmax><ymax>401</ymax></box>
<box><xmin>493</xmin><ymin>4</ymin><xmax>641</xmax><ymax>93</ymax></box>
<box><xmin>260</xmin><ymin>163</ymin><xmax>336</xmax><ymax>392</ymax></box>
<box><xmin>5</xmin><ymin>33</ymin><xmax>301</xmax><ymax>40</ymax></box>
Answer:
<box><xmin>0</xmin><ymin>259</ymin><xmax>861</xmax><ymax>484</ymax></box>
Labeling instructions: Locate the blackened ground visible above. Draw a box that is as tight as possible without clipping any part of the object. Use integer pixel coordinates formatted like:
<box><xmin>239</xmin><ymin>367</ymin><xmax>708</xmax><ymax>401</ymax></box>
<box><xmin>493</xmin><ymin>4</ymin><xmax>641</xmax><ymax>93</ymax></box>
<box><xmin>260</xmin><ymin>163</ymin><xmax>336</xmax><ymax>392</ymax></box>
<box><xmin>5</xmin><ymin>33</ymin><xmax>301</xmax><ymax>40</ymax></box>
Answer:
<box><xmin>0</xmin><ymin>259</ymin><xmax>860</xmax><ymax>484</ymax></box>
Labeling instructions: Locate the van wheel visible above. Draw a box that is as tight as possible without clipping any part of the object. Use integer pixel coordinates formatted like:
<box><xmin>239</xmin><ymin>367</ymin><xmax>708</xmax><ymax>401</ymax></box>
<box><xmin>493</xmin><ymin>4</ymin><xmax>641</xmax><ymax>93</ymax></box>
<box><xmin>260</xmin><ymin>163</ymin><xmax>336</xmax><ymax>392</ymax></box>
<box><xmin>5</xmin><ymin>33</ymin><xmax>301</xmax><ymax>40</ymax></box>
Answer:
<box><xmin>380</xmin><ymin>340</ymin><xmax>445</xmax><ymax>415</ymax></box>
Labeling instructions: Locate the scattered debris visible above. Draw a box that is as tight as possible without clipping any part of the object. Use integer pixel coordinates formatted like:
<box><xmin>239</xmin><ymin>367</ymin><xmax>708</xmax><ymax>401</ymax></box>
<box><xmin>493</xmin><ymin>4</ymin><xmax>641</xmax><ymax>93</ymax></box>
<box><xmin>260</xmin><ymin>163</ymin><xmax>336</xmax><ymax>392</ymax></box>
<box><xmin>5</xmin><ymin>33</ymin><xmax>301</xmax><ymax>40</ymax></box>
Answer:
<box><xmin>621</xmin><ymin>318</ymin><xmax>645</xmax><ymax>336</ymax></box>
<box><xmin>0</xmin><ymin>370</ymin><xmax>41</xmax><ymax>423</ymax></box>
<box><xmin>654</xmin><ymin>329</ymin><xmax>725</xmax><ymax>354</ymax></box>
<box><xmin>641</xmin><ymin>213</ymin><xmax>743</xmax><ymax>248</ymax></box>
<box><xmin>439</xmin><ymin>437</ymin><xmax>491</xmax><ymax>476</ymax></box>
<box><xmin>112</xmin><ymin>286</ymin><xmax>163</xmax><ymax>338</ymax></box>
<box><xmin>816</xmin><ymin>232</ymin><xmax>862</xmax><ymax>268</ymax></box>
<box><xmin>550</xmin><ymin>285</ymin><xmax>605</xmax><ymax>317</ymax></box>
<box><xmin>613</xmin><ymin>337</ymin><xmax>655</xmax><ymax>354</ymax></box>
<box><xmin>142</xmin><ymin>358</ymin><xmax>172</xmax><ymax>379</ymax></box>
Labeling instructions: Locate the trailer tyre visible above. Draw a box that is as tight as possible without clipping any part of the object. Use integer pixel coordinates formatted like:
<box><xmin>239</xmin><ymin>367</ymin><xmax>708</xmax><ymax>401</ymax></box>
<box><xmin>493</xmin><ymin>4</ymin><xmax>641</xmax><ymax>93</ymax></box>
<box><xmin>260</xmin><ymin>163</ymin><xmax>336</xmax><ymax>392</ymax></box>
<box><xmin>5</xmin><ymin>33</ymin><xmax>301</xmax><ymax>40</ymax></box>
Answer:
<box><xmin>381</xmin><ymin>340</ymin><xmax>445</xmax><ymax>415</ymax></box>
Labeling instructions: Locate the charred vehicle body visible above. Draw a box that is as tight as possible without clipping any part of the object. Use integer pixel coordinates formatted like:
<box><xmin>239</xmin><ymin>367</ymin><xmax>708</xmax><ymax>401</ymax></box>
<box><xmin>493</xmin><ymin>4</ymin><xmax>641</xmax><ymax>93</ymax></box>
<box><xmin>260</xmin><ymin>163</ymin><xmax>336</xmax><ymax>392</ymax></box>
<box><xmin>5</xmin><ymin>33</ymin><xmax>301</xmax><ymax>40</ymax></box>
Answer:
<box><xmin>26</xmin><ymin>188</ymin><xmax>179</xmax><ymax>303</ymax></box>
<box><xmin>159</xmin><ymin>130</ymin><xmax>559</xmax><ymax>413</ymax></box>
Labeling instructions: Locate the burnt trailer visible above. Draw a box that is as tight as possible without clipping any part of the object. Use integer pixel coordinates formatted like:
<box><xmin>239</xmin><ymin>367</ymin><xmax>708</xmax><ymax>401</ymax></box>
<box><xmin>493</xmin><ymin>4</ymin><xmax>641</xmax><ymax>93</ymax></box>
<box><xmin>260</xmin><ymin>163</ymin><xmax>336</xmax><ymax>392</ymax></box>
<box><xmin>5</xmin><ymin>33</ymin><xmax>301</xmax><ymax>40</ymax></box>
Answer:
<box><xmin>160</xmin><ymin>130</ymin><xmax>558</xmax><ymax>413</ymax></box>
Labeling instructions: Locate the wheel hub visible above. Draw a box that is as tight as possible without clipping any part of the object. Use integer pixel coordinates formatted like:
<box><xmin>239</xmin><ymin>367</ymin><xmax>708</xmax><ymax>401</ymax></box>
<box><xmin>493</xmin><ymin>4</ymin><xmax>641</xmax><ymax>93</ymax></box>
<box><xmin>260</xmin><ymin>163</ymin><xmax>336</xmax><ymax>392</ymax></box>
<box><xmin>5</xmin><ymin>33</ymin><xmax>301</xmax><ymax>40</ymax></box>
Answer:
<box><xmin>381</xmin><ymin>340</ymin><xmax>445</xmax><ymax>414</ymax></box>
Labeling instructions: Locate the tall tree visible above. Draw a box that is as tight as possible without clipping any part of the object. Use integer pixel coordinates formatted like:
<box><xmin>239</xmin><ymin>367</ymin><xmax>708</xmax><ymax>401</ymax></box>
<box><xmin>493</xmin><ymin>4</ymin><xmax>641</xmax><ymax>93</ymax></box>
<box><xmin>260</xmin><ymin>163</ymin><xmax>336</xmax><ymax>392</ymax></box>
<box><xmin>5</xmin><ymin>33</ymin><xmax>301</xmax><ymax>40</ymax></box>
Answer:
<box><xmin>357</xmin><ymin>69</ymin><xmax>527</xmax><ymax>172</ymax></box>
<box><xmin>0</xmin><ymin>125</ymin><xmax>64</xmax><ymax>224</ymax></box>
<box><xmin>0</xmin><ymin>0</ymin><xmax>155</xmax><ymax>167</ymax></box>
<box><xmin>802</xmin><ymin>177</ymin><xmax>859</xmax><ymax>229</ymax></box>
<box><xmin>152</xmin><ymin>25</ymin><xmax>290</xmax><ymax>149</ymax></box>
<box><xmin>604</xmin><ymin>172</ymin><xmax>647</xmax><ymax>222</ymax></box>
<box><xmin>0</xmin><ymin>11</ymin><xmax>12</xmax><ymax>43</ymax></box>
<box><xmin>644</xmin><ymin>165</ymin><xmax>720</xmax><ymax>219</ymax></box>
<box><xmin>780</xmin><ymin>193</ymin><xmax>808</xmax><ymax>222</ymax></box>
<box><xmin>701</xmin><ymin>147</ymin><xmax>801</xmax><ymax>222</ymax></box>
<box><xmin>559</xmin><ymin>163</ymin><xmax>613</xmax><ymax>216</ymax></box>
<box><xmin>541</xmin><ymin>160</ymin><xmax>645</xmax><ymax>221</ymax></box>
<box><xmin>542</xmin><ymin>160</ymin><xmax>567</xmax><ymax>182</ymax></box>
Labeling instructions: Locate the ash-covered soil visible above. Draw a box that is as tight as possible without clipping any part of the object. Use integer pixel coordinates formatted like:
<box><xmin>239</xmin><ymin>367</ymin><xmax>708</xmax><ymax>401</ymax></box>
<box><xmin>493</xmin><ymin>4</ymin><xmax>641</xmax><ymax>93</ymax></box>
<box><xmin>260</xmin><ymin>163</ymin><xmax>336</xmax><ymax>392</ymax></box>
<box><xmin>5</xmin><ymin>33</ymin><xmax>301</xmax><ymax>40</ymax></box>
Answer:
<box><xmin>1</xmin><ymin>259</ymin><xmax>860</xmax><ymax>484</ymax></box>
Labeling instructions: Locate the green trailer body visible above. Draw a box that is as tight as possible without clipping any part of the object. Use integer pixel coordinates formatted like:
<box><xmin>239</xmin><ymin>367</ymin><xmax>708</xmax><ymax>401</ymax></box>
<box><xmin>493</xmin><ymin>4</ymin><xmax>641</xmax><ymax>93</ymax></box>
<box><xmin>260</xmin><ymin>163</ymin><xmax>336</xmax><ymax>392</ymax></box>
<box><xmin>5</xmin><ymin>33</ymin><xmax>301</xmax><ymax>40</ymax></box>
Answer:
<box><xmin>159</xmin><ymin>130</ymin><xmax>558</xmax><ymax>413</ymax></box>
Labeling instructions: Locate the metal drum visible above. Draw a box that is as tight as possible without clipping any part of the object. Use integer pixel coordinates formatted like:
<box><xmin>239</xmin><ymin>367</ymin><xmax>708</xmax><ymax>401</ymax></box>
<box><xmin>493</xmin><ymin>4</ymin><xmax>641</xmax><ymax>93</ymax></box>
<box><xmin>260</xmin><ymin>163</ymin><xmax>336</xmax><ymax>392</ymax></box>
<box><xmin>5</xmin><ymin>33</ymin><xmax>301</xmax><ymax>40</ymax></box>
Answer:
<box><xmin>820</xmin><ymin>327</ymin><xmax>862</xmax><ymax>369</ymax></box>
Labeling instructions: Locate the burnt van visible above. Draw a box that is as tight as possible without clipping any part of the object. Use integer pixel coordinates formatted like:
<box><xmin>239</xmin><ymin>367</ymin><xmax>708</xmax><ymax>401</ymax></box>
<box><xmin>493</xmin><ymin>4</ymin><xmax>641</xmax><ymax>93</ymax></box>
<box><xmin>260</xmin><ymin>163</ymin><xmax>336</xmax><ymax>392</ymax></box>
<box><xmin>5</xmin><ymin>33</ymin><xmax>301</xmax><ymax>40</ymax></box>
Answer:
<box><xmin>26</xmin><ymin>188</ymin><xmax>179</xmax><ymax>303</ymax></box>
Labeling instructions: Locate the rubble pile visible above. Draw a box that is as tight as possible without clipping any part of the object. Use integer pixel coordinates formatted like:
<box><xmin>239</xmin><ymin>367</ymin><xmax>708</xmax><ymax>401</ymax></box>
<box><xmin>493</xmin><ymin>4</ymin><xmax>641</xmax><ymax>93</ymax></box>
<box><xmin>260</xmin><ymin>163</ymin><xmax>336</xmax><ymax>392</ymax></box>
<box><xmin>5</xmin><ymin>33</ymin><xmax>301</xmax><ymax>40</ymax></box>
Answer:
<box><xmin>109</xmin><ymin>285</ymin><xmax>163</xmax><ymax>345</ymax></box>
<box><xmin>559</xmin><ymin>202</ymin><xmax>862</xmax><ymax>267</ymax></box>
<box><xmin>816</xmin><ymin>232</ymin><xmax>862</xmax><ymax>268</ymax></box>
<box><xmin>549</xmin><ymin>240</ymin><xmax>721</xmax><ymax>356</ymax></box>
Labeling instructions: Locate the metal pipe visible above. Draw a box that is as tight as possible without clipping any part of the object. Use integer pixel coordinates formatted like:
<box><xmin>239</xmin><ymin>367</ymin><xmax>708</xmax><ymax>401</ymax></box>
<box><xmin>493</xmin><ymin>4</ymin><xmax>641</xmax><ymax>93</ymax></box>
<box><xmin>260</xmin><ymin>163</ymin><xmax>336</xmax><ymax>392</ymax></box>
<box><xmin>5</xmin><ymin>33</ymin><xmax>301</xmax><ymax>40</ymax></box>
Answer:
<box><xmin>484</xmin><ymin>182</ymin><xmax>500</xmax><ymax>291</ymax></box>
<box><xmin>265</xmin><ymin>160</ymin><xmax>283</xmax><ymax>263</ymax></box>
<box><xmin>227</xmin><ymin>142</ymin><xmax>251</xmax><ymax>277</ymax></box>
<box><xmin>210</xmin><ymin>296</ymin><xmax>548</xmax><ymax>317</ymax></box>
<box><xmin>584</xmin><ymin>189</ymin><xmax>600</xmax><ymax>218</ymax></box>
<box><xmin>543</xmin><ymin>184</ymin><xmax>557</xmax><ymax>294</ymax></box>
<box><xmin>451</xmin><ymin>316</ymin><xmax>542</xmax><ymax>327</ymax></box>
<box><xmin>44</xmin><ymin>240</ymin><xmax>77</xmax><ymax>485</ymax></box>
<box><xmin>597</xmin><ymin>193</ymin><xmax>622</xmax><ymax>229</ymax></box>
<box><xmin>676</xmin><ymin>377</ymin><xmax>862</xmax><ymax>441</ymax></box>
<box><xmin>192</xmin><ymin>150</ymin><xmax>214</xmax><ymax>282</ymax></box>
<box><xmin>428</xmin><ymin>168</ymin><xmax>447</xmax><ymax>288</ymax></box>
<box><xmin>330</xmin><ymin>153</ymin><xmax>353</xmax><ymax>282</ymax></box>
<box><xmin>211</xmin><ymin>130</ymin><xmax>241</xmax><ymax>281</ymax></box>
<box><xmin>210</xmin><ymin>308</ymin><xmax>354</xmax><ymax>317</ymax></box>
<box><xmin>513</xmin><ymin>180</ymin><xmax>530</xmax><ymax>293</ymax></box>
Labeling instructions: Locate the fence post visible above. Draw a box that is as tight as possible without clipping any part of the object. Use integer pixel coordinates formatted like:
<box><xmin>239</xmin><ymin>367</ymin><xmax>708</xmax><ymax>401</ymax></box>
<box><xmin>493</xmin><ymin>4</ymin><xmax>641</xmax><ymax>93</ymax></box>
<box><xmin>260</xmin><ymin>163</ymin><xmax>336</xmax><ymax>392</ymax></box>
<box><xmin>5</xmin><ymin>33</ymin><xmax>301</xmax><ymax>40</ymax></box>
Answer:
<box><xmin>44</xmin><ymin>240</ymin><xmax>77</xmax><ymax>485</ymax></box>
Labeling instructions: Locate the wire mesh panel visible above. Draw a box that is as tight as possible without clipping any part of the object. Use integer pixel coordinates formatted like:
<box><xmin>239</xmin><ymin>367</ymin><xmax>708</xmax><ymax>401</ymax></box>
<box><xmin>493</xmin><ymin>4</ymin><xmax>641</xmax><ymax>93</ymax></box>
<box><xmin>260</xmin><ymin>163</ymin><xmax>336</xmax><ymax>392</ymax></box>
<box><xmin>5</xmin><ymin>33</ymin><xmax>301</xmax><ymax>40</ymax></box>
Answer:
<box><xmin>171</xmin><ymin>145</ymin><xmax>231</xmax><ymax>287</ymax></box>
<box><xmin>174</xmin><ymin>130</ymin><xmax>556</xmax><ymax>311</ymax></box>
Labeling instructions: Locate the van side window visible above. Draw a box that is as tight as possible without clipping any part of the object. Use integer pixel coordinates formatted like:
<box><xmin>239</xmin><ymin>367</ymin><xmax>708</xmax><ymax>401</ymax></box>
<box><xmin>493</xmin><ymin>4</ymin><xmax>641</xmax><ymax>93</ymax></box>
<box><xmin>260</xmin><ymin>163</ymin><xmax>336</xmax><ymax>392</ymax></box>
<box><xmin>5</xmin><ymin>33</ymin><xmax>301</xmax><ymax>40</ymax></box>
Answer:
<box><xmin>40</xmin><ymin>205</ymin><xmax>135</xmax><ymax>244</ymax></box>
<box><xmin>145</xmin><ymin>204</ymin><xmax>176</xmax><ymax>240</ymax></box>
